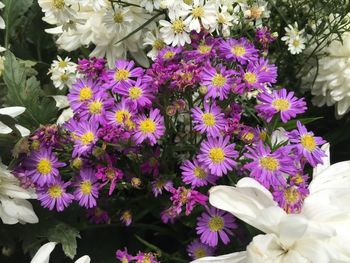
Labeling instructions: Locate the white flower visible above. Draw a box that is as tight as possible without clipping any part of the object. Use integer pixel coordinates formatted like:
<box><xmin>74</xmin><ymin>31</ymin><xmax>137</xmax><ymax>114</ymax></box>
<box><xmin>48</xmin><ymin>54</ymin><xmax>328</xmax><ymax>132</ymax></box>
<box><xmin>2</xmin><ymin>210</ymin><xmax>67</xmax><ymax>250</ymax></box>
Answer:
<box><xmin>52</xmin><ymin>95</ymin><xmax>73</xmax><ymax>124</ymax></box>
<box><xmin>102</xmin><ymin>6</ymin><xmax>134</xmax><ymax>35</ymax></box>
<box><xmin>239</xmin><ymin>0</ymin><xmax>270</xmax><ymax>26</ymax></box>
<box><xmin>193</xmin><ymin>144</ymin><xmax>350</xmax><ymax>262</ymax></box>
<box><xmin>38</xmin><ymin>0</ymin><xmax>77</xmax><ymax>26</ymax></box>
<box><xmin>303</xmin><ymin>32</ymin><xmax>350</xmax><ymax>117</ymax></box>
<box><xmin>0</xmin><ymin>160</ymin><xmax>38</xmax><ymax>224</ymax></box>
<box><xmin>143</xmin><ymin>27</ymin><xmax>165</xmax><ymax>60</ymax></box>
<box><xmin>0</xmin><ymin>107</ymin><xmax>30</xmax><ymax>137</ymax></box>
<box><xmin>281</xmin><ymin>22</ymin><xmax>306</xmax><ymax>55</ymax></box>
<box><xmin>0</xmin><ymin>2</ymin><xmax>5</xmax><ymax>29</ymax></box>
<box><xmin>184</xmin><ymin>0</ymin><xmax>218</xmax><ymax>33</ymax></box>
<box><xmin>140</xmin><ymin>0</ymin><xmax>162</xmax><ymax>13</ymax></box>
<box><xmin>78</xmin><ymin>0</ymin><xmax>109</xmax><ymax>11</ymax></box>
<box><xmin>159</xmin><ymin>15</ymin><xmax>191</xmax><ymax>46</ymax></box>
<box><xmin>215</xmin><ymin>4</ymin><xmax>239</xmax><ymax>37</ymax></box>
<box><xmin>49</xmin><ymin>56</ymin><xmax>77</xmax><ymax>90</ymax></box>
<box><xmin>31</xmin><ymin>242</ymin><xmax>90</xmax><ymax>263</ymax></box>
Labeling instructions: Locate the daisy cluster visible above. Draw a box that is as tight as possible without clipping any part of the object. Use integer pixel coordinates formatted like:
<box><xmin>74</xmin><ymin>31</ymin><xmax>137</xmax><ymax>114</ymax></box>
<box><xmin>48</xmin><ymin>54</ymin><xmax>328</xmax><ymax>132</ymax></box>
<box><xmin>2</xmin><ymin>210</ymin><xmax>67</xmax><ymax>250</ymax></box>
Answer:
<box><xmin>13</xmin><ymin>30</ymin><xmax>327</xmax><ymax>261</ymax></box>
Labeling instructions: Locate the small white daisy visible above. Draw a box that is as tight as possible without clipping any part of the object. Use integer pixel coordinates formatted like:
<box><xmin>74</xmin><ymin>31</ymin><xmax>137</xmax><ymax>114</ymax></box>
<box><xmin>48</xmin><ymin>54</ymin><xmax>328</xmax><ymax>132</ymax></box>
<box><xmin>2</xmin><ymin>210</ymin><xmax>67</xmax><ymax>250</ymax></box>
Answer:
<box><xmin>49</xmin><ymin>56</ymin><xmax>77</xmax><ymax>90</ymax></box>
<box><xmin>159</xmin><ymin>15</ymin><xmax>191</xmax><ymax>46</ymax></box>
<box><xmin>281</xmin><ymin>22</ymin><xmax>306</xmax><ymax>55</ymax></box>
<box><xmin>143</xmin><ymin>28</ymin><xmax>166</xmax><ymax>60</ymax></box>
<box><xmin>38</xmin><ymin>0</ymin><xmax>77</xmax><ymax>26</ymax></box>
<box><xmin>184</xmin><ymin>0</ymin><xmax>218</xmax><ymax>33</ymax></box>
<box><xmin>102</xmin><ymin>5</ymin><xmax>134</xmax><ymax>35</ymax></box>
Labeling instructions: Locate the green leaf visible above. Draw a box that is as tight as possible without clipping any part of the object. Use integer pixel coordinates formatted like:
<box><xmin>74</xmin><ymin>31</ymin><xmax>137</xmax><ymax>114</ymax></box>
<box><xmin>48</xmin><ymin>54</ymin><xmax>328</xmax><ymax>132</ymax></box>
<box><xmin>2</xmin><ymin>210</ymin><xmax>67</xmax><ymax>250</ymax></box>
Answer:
<box><xmin>279</xmin><ymin>117</ymin><xmax>323</xmax><ymax>131</ymax></box>
<box><xmin>3</xmin><ymin>0</ymin><xmax>33</xmax><ymax>48</ymax></box>
<box><xmin>48</xmin><ymin>223</ymin><xmax>81</xmax><ymax>259</ymax></box>
<box><xmin>3</xmin><ymin>51</ymin><xmax>57</xmax><ymax>130</ymax></box>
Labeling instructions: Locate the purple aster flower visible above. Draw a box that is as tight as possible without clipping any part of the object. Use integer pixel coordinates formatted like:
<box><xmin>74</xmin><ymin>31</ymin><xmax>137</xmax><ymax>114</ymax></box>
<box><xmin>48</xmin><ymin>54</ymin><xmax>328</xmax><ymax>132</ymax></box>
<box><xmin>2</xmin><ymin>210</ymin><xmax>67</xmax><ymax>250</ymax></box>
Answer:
<box><xmin>219</xmin><ymin>37</ymin><xmax>258</xmax><ymax>64</ymax></box>
<box><xmin>80</xmin><ymin>91</ymin><xmax>114</xmax><ymax>124</ymax></box>
<box><xmin>244</xmin><ymin>142</ymin><xmax>296</xmax><ymax>188</ymax></box>
<box><xmin>96</xmin><ymin>155</ymin><xmax>123</xmax><ymax>195</ymax></box>
<box><xmin>116</xmin><ymin>248</ymin><xmax>133</xmax><ymax>263</ymax></box>
<box><xmin>191</xmin><ymin>103</ymin><xmax>226</xmax><ymax>137</ymax></box>
<box><xmin>105</xmin><ymin>99</ymin><xmax>136</xmax><ymax>130</ymax></box>
<box><xmin>106</xmin><ymin>59</ymin><xmax>144</xmax><ymax>92</ymax></box>
<box><xmin>288</xmin><ymin>121</ymin><xmax>326</xmax><ymax>167</ymax></box>
<box><xmin>289</xmin><ymin>171</ymin><xmax>309</xmax><ymax>187</ymax></box>
<box><xmin>256</xmin><ymin>88</ymin><xmax>307</xmax><ymax>123</ymax></box>
<box><xmin>161</xmin><ymin>207</ymin><xmax>178</xmax><ymax>224</ymax></box>
<box><xmin>196</xmin><ymin>207</ymin><xmax>237</xmax><ymax>247</ymax></box>
<box><xmin>72</xmin><ymin>121</ymin><xmax>99</xmax><ymax>157</ymax></box>
<box><xmin>151</xmin><ymin>179</ymin><xmax>173</xmax><ymax>197</ymax></box>
<box><xmin>120</xmin><ymin>210</ymin><xmax>132</xmax><ymax>226</ymax></box>
<box><xmin>73</xmin><ymin>168</ymin><xmax>99</xmax><ymax>208</ymax></box>
<box><xmin>200</xmin><ymin>64</ymin><xmax>235</xmax><ymax>101</ymax></box>
<box><xmin>170</xmin><ymin>62</ymin><xmax>202</xmax><ymax>91</ymax></box>
<box><xmin>187</xmin><ymin>239</ymin><xmax>215</xmax><ymax>260</ymax></box>
<box><xmin>24</xmin><ymin>147</ymin><xmax>65</xmax><ymax>187</ymax></box>
<box><xmin>78</xmin><ymin>57</ymin><xmax>107</xmax><ymax>79</ymax></box>
<box><xmin>197</xmin><ymin>136</ymin><xmax>238</xmax><ymax>177</ymax></box>
<box><xmin>30</xmin><ymin>125</ymin><xmax>62</xmax><ymax>148</ymax></box>
<box><xmin>236</xmin><ymin>62</ymin><xmax>268</xmax><ymax>94</ymax></box>
<box><xmin>133</xmin><ymin>108</ymin><xmax>165</xmax><ymax>146</ymax></box>
<box><xmin>255</xmin><ymin>26</ymin><xmax>277</xmax><ymax>50</ymax></box>
<box><xmin>238</xmin><ymin>126</ymin><xmax>259</xmax><ymax>144</ymax></box>
<box><xmin>273</xmin><ymin>185</ymin><xmax>309</xmax><ymax>213</ymax></box>
<box><xmin>255</xmin><ymin>57</ymin><xmax>278</xmax><ymax>84</ymax></box>
<box><xmin>86</xmin><ymin>207</ymin><xmax>110</xmax><ymax>224</ymax></box>
<box><xmin>180</xmin><ymin>158</ymin><xmax>217</xmax><ymax>188</ymax></box>
<box><xmin>156</xmin><ymin>46</ymin><xmax>182</xmax><ymax>62</ymax></box>
<box><xmin>113</xmin><ymin>77</ymin><xmax>154</xmax><ymax>110</ymax></box>
<box><xmin>37</xmin><ymin>179</ymin><xmax>74</xmax><ymax>212</ymax></box>
<box><xmin>68</xmin><ymin>78</ymin><xmax>99</xmax><ymax>111</ymax></box>
<box><xmin>134</xmin><ymin>252</ymin><xmax>159</xmax><ymax>263</ymax></box>
<box><xmin>186</xmin><ymin>37</ymin><xmax>218</xmax><ymax>62</ymax></box>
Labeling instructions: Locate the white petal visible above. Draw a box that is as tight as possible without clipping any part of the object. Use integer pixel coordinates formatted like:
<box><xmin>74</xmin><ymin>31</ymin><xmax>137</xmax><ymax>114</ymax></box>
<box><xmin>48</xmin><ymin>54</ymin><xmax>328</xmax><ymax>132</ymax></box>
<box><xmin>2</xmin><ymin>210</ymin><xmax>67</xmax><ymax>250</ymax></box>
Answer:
<box><xmin>191</xmin><ymin>251</ymin><xmax>246</xmax><ymax>263</ymax></box>
<box><xmin>52</xmin><ymin>95</ymin><xmax>70</xmax><ymax>109</ymax></box>
<box><xmin>75</xmin><ymin>255</ymin><xmax>91</xmax><ymax>263</ymax></box>
<box><xmin>0</xmin><ymin>107</ymin><xmax>26</xmax><ymax>117</ymax></box>
<box><xmin>0</xmin><ymin>121</ymin><xmax>12</xmax><ymax>134</ymax></box>
<box><xmin>1</xmin><ymin>197</ymin><xmax>38</xmax><ymax>224</ymax></box>
<box><xmin>31</xmin><ymin>242</ymin><xmax>57</xmax><ymax>263</ymax></box>
<box><xmin>15</xmin><ymin>124</ymin><xmax>30</xmax><ymax>137</ymax></box>
<box><xmin>56</xmin><ymin>108</ymin><xmax>73</xmax><ymax>125</ymax></box>
<box><xmin>313</xmin><ymin>143</ymin><xmax>330</xmax><ymax>177</ymax></box>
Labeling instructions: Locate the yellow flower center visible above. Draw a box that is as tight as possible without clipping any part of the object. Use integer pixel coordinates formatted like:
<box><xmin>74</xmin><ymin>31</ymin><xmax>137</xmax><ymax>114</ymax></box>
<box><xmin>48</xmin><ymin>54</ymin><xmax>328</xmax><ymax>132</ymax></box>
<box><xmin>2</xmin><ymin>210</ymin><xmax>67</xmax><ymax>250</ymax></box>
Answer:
<box><xmin>192</xmin><ymin>6</ymin><xmax>204</xmax><ymax>18</ymax></box>
<box><xmin>79</xmin><ymin>86</ymin><xmax>93</xmax><ymax>101</ymax></box>
<box><xmin>260</xmin><ymin>156</ymin><xmax>279</xmax><ymax>171</ymax></box>
<box><xmin>58</xmin><ymin>60</ymin><xmax>67</xmax><ymax>68</ymax></box>
<box><xmin>198</xmin><ymin>44</ymin><xmax>211</xmax><ymax>54</ymax></box>
<box><xmin>194</xmin><ymin>166</ymin><xmax>207</xmax><ymax>179</ymax></box>
<box><xmin>153</xmin><ymin>39</ymin><xmax>165</xmax><ymax>50</ymax></box>
<box><xmin>250</xmin><ymin>6</ymin><xmax>263</xmax><ymax>19</ymax></box>
<box><xmin>231</xmin><ymin>45</ymin><xmax>246</xmax><ymax>56</ymax></box>
<box><xmin>163</xmin><ymin>51</ymin><xmax>175</xmax><ymax>59</ymax></box>
<box><xmin>202</xmin><ymin>113</ymin><xmax>216</xmax><ymax>127</ymax></box>
<box><xmin>129</xmin><ymin>86</ymin><xmax>143</xmax><ymax>100</ymax></box>
<box><xmin>81</xmin><ymin>180</ymin><xmax>92</xmax><ymax>195</ymax></box>
<box><xmin>209</xmin><ymin>148</ymin><xmax>225</xmax><ymax>164</ymax></box>
<box><xmin>115</xmin><ymin>110</ymin><xmax>131</xmax><ymax>124</ymax></box>
<box><xmin>293</xmin><ymin>39</ymin><xmax>300</xmax><ymax>47</ymax></box>
<box><xmin>292</xmin><ymin>173</ymin><xmax>304</xmax><ymax>184</ymax></box>
<box><xmin>114</xmin><ymin>12</ymin><xmax>124</xmax><ymax>23</ymax></box>
<box><xmin>172</xmin><ymin>19</ymin><xmax>185</xmax><ymax>33</ymax></box>
<box><xmin>122</xmin><ymin>211</ymin><xmax>132</xmax><ymax>221</ymax></box>
<box><xmin>80</xmin><ymin>131</ymin><xmax>95</xmax><ymax>145</ymax></box>
<box><xmin>272</xmin><ymin>98</ymin><xmax>290</xmax><ymax>111</ymax></box>
<box><xmin>208</xmin><ymin>216</ymin><xmax>224</xmax><ymax>232</ymax></box>
<box><xmin>121</xmin><ymin>258</ymin><xmax>129</xmax><ymax>263</ymax></box>
<box><xmin>53</xmin><ymin>0</ymin><xmax>65</xmax><ymax>9</ymax></box>
<box><xmin>183</xmin><ymin>0</ymin><xmax>193</xmax><ymax>4</ymax></box>
<box><xmin>211</xmin><ymin>73</ymin><xmax>227</xmax><ymax>87</ymax></box>
<box><xmin>89</xmin><ymin>100</ymin><xmax>103</xmax><ymax>114</ymax></box>
<box><xmin>48</xmin><ymin>184</ymin><xmax>63</xmax><ymax>198</ymax></box>
<box><xmin>114</xmin><ymin>69</ymin><xmax>130</xmax><ymax>81</ymax></box>
<box><xmin>259</xmin><ymin>131</ymin><xmax>267</xmax><ymax>141</ymax></box>
<box><xmin>37</xmin><ymin>159</ymin><xmax>52</xmax><ymax>175</ymax></box>
<box><xmin>284</xmin><ymin>187</ymin><xmax>300</xmax><ymax>205</ymax></box>
<box><xmin>60</xmin><ymin>73</ymin><xmax>69</xmax><ymax>82</ymax></box>
<box><xmin>244</xmin><ymin>72</ymin><xmax>257</xmax><ymax>84</ymax></box>
<box><xmin>301</xmin><ymin>134</ymin><xmax>316</xmax><ymax>151</ymax></box>
<box><xmin>242</xmin><ymin>132</ymin><xmax>255</xmax><ymax>142</ymax></box>
<box><xmin>139</xmin><ymin>118</ymin><xmax>156</xmax><ymax>134</ymax></box>
<box><xmin>193</xmin><ymin>248</ymin><xmax>207</xmax><ymax>259</ymax></box>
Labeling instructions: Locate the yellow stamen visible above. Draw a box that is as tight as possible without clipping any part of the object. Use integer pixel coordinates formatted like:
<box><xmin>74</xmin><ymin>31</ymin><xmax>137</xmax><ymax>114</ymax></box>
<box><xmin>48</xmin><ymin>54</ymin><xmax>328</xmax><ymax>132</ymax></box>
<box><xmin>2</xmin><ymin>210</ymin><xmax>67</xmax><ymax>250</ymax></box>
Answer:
<box><xmin>79</xmin><ymin>86</ymin><xmax>93</xmax><ymax>101</ymax></box>
<box><xmin>192</xmin><ymin>6</ymin><xmax>204</xmax><ymax>18</ymax></box>
<box><xmin>114</xmin><ymin>12</ymin><xmax>124</xmax><ymax>23</ymax></box>
<box><xmin>198</xmin><ymin>44</ymin><xmax>211</xmax><ymax>54</ymax></box>
<box><xmin>114</xmin><ymin>69</ymin><xmax>130</xmax><ymax>81</ymax></box>
<box><xmin>53</xmin><ymin>0</ymin><xmax>65</xmax><ymax>9</ymax></box>
<box><xmin>139</xmin><ymin>118</ymin><xmax>156</xmax><ymax>134</ymax></box>
<box><xmin>80</xmin><ymin>131</ymin><xmax>95</xmax><ymax>145</ymax></box>
<box><xmin>209</xmin><ymin>148</ymin><xmax>225</xmax><ymax>164</ymax></box>
<box><xmin>153</xmin><ymin>39</ymin><xmax>165</xmax><ymax>50</ymax></box>
<box><xmin>231</xmin><ymin>45</ymin><xmax>246</xmax><ymax>56</ymax></box>
<box><xmin>129</xmin><ymin>86</ymin><xmax>143</xmax><ymax>100</ymax></box>
<box><xmin>272</xmin><ymin>98</ymin><xmax>290</xmax><ymax>111</ymax></box>
<box><xmin>172</xmin><ymin>19</ymin><xmax>185</xmax><ymax>33</ymax></box>
<box><xmin>81</xmin><ymin>180</ymin><xmax>92</xmax><ymax>195</ymax></box>
<box><xmin>194</xmin><ymin>167</ymin><xmax>206</xmax><ymax>179</ymax></box>
<box><xmin>88</xmin><ymin>100</ymin><xmax>103</xmax><ymax>114</ymax></box>
<box><xmin>244</xmin><ymin>72</ymin><xmax>257</xmax><ymax>84</ymax></box>
<box><xmin>208</xmin><ymin>216</ymin><xmax>224</xmax><ymax>231</ymax></box>
<box><xmin>301</xmin><ymin>134</ymin><xmax>316</xmax><ymax>151</ymax></box>
<box><xmin>163</xmin><ymin>51</ymin><xmax>175</xmax><ymax>59</ymax></box>
<box><xmin>202</xmin><ymin>113</ymin><xmax>216</xmax><ymax>127</ymax></box>
<box><xmin>48</xmin><ymin>184</ymin><xmax>63</xmax><ymax>198</ymax></box>
<box><xmin>115</xmin><ymin>110</ymin><xmax>131</xmax><ymax>124</ymax></box>
<box><xmin>260</xmin><ymin>156</ymin><xmax>279</xmax><ymax>171</ymax></box>
<box><xmin>194</xmin><ymin>248</ymin><xmax>207</xmax><ymax>259</ymax></box>
<box><xmin>211</xmin><ymin>73</ymin><xmax>227</xmax><ymax>87</ymax></box>
<box><xmin>37</xmin><ymin>159</ymin><xmax>52</xmax><ymax>175</ymax></box>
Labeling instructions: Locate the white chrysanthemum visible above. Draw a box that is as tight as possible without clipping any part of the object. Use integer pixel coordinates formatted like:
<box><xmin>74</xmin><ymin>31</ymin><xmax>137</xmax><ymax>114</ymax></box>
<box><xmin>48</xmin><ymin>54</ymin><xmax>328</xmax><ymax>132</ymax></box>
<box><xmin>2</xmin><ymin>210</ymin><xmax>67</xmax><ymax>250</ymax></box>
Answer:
<box><xmin>215</xmin><ymin>4</ymin><xmax>239</xmax><ymax>37</ymax></box>
<box><xmin>281</xmin><ymin>22</ymin><xmax>306</xmax><ymax>55</ymax></box>
<box><xmin>49</xmin><ymin>56</ymin><xmax>77</xmax><ymax>90</ymax></box>
<box><xmin>161</xmin><ymin>0</ymin><xmax>191</xmax><ymax>18</ymax></box>
<box><xmin>239</xmin><ymin>0</ymin><xmax>270</xmax><ymax>25</ymax></box>
<box><xmin>0</xmin><ymin>2</ymin><xmax>5</xmax><ymax>29</ymax></box>
<box><xmin>0</xmin><ymin>107</ymin><xmax>30</xmax><ymax>137</ymax></box>
<box><xmin>0</xmin><ymin>161</ymin><xmax>38</xmax><ymax>224</ymax></box>
<box><xmin>38</xmin><ymin>0</ymin><xmax>77</xmax><ymax>26</ymax></box>
<box><xmin>140</xmin><ymin>0</ymin><xmax>162</xmax><ymax>13</ymax></box>
<box><xmin>183</xmin><ymin>0</ymin><xmax>218</xmax><ymax>33</ymax></box>
<box><xmin>78</xmin><ymin>0</ymin><xmax>109</xmax><ymax>11</ymax></box>
<box><xmin>304</xmin><ymin>32</ymin><xmax>350</xmax><ymax>117</ymax></box>
<box><xmin>160</xmin><ymin>15</ymin><xmax>190</xmax><ymax>46</ymax></box>
<box><xmin>102</xmin><ymin>6</ymin><xmax>134</xmax><ymax>34</ymax></box>
<box><xmin>143</xmin><ymin>28</ymin><xmax>166</xmax><ymax>60</ymax></box>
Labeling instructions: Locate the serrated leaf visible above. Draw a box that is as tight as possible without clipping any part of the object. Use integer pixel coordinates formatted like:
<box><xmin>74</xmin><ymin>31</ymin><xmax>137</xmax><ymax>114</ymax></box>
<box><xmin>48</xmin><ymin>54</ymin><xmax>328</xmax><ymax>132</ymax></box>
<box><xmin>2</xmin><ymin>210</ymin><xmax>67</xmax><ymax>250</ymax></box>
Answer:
<box><xmin>48</xmin><ymin>223</ymin><xmax>81</xmax><ymax>259</ymax></box>
<box><xmin>3</xmin><ymin>52</ymin><xmax>57</xmax><ymax>130</ymax></box>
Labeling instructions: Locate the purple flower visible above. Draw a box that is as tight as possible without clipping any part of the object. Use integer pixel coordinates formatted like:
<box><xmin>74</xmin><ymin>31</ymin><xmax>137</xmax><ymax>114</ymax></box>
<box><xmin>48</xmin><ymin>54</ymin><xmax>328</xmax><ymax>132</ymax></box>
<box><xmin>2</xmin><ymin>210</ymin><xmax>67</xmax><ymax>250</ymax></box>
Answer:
<box><xmin>197</xmin><ymin>136</ymin><xmax>238</xmax><ymax>177</ymax></box>
<box><xmin>151</xmin><ymin>179</ymin><xmax>173</xmax><ymax>197</ymax></box>
<box><xmin>134</xmin><ymin>252</ymin><xmax>159</xmax><ymax>263</ymax></box>
<box><xmin>78</xmin><ymin>57</ymin><xmax>107</xmax><ymax>79</ymax></box>
<box><xmin>244</xmin><ymin>142</ymin><xmax>296</xmax><ymax>188</ymax></box>
<box><xmin>186</xmin><ymin>37</ymin><xmax>218</xmax><ymax>62</ymax></box>
<box><xmin>191</xmin><ymin>103</ymin><xmax>226</xmax><ymax>137</ymax></box>
<box><xmin>180</xmin><ymin>158</ymin><xmax>217</xmax><ymax>188</ymax></box>
<box><xmin>236</xmin><ymin>62</ymin><xmax>271</xmax><ymax>93</ymax></box>
<box><xmin>24</xmin><ymin>147</ymin><xmax>65</xmax><ymax>187</ymax></box>
<box><xmin>113</xmin><ymin>77</ymin><xmax>154</xmax><ymax>110</ymax></box>
<box><xmin>120</xmin><ymin>210</ymin><xmax>132</xmax><ymax>226</ymax></box>
<box><xmin>116</xmin><ymin>248</ymin><xmax>133</xmax><ymax>263</ymax></box>
<box><xmin>133</xmin><ymin>108</ymin><xmax>165</xmax><ymax>146</ymax></box>
<box><xmin>288</xmin><ymin>121</ymin><xmax>326</xmax><ymax>167</ymax></box>
<box><xmin>200</xmin><ymin>64</ymin><xmax>235</xmax><ymax>101</ymax></box>
<box><xmin>73</xmin><ymin>168</ymin><xmax>99</xmax><ymax>208</ymax></box>
<box><xmin>187</xmin><ymin>239</ymin><xmax>215</xmax><ymax>260</ymax></box>
<box><xmin>96</xmin><ymin>155</ymin><xmax>123</xmax><ymax>195</ymax></box>
<box><xmin>80</xmin><ymin>91</ymin><xmax>114</xmax><ymax>124</ymax></box>
<box><xmin>219</xmin><ymin>37</ymin><xmax>258</xmax><ymax>64</ymax></box>
<box><xmin>105</xmin><ymin>99</ymin><xmax>136</xmax><ymax>129</ymax></box>
<box><xmin>86</xmin><ymin>207</ymin><xmax>110</xmax><ymax>224</ymax></box>
<box><xmin>256</xmin><ymin>88</ymin><xmax>307</xmax><ymax>123</ymax></box>
<box><xmin>37</xmin><ymin>179</ymin><xmax>74</xmax><ymax>212</ymax></box>
<box><xmin>68</xmin><ymin>78</ymin><xmax>99</xmax><ymax>111</ymax></box>
<box><xmin>72</xmin><ymin>121</ymin><xmax>99</xmax><ymax>157</ymax></box>
<box><xmin>196</xmin><ymin>207</ymin><xmax>237</xmax><ymax>247</ymax></box>
<box><xmin>106</xmin><ymin>59</ymin><xmax>144</xmax><ymax>92</ymax></box>
<box><xmin>255</xmin><ymin>27</ymin><xmax>277</xmax><ymax>50</ymax></box>
<box><xmin>273</xmin><ymin>185</ymin><xmax>309</xmax><ymax>213</ymax></box>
